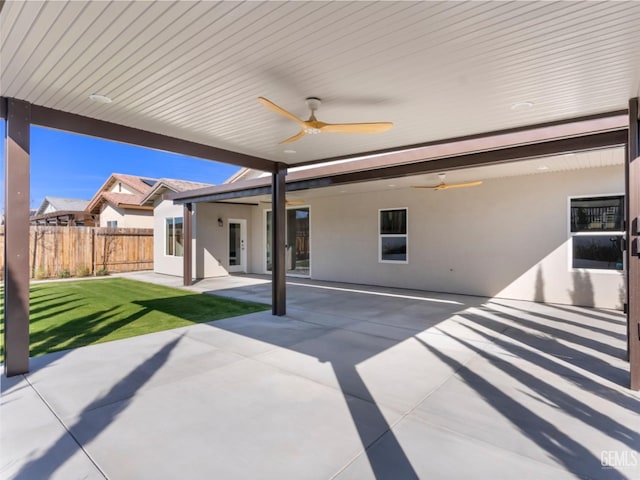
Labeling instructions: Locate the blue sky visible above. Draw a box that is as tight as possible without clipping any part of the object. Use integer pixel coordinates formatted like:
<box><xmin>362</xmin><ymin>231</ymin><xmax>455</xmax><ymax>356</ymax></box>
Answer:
<box><xmin>0</xmin><ymin>122</ymin><xmax>241</xmax><ymax>211</ymax></box>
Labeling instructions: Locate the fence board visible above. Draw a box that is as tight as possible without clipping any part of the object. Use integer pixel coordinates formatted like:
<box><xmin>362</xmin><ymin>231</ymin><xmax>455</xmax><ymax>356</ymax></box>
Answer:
<box><xmin>0</xmin><ymin>226</ymin><xmax>153</xmax><ymax>279</ymax></box>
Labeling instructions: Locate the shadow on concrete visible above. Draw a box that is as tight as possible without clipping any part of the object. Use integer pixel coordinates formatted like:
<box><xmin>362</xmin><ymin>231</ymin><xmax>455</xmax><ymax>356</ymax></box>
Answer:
<box><xmin>457</xmin><ymin>311</ymin><xmax>638</xmax><ymax>414</ymax></box>
<box><xmin>491</xmin><ymin>301</ymin><xmax>626</xmax><ymax>342</ymax></box>
<box><xmin>13</xmin><ymin>336</ymin><xmax>182</xmax><ymax>480</ymax></box>
<box><xmin>8</xmin><ymin>274</ymin><xmax>635</xmax><ymax>479</ymax></box>
<box><xmin>537</xmin><ymin>301</ymin><xmax>627</xmax><ymax>325</ymax></box>
<box><xmin>416</xmin><ymin>334</ymin><xmax>631</xmax><ymax>480</ymax></box>
<box><xmin>488</xmin><ymin>303</ymin><xmax>626</xmax><ymax>360</ymax></box>
<box><xmin>200</xmin><ymin>281</ymin><xmax>486</xmax><ymax>480</ymax></box>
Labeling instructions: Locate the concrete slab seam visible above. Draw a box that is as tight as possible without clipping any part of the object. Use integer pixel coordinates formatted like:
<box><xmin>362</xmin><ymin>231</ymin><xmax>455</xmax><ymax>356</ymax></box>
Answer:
<box><xmin>24</xmin><ymin>375</ymin><xmax>108</xmax><ymax>480</ymax></box>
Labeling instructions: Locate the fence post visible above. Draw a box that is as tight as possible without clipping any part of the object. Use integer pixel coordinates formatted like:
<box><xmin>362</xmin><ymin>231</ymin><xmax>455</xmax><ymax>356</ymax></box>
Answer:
<box><xmin>91</xmin><ymin>228</ymin><xmax>96</xmax><ymax>275</ymax></box>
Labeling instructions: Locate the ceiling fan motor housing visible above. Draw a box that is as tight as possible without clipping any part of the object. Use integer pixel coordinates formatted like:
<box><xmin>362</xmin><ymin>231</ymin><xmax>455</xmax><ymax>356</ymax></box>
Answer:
<box><xmin>306</xmin><ymin>97</ymin><xmax>322</xmax><ymax>112</ymax></box>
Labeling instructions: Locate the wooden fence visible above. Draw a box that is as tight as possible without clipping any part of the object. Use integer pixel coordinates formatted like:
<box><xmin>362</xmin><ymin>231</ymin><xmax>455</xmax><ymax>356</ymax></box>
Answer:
<box><xmin>0</xmin><ymin>226</ymin><xmax>154</xmax><ymax>279</ymax></box>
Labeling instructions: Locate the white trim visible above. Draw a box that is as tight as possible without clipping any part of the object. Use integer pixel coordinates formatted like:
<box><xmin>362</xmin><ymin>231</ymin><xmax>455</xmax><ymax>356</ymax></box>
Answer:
<box><xmin>378</xmin><ymin>207</ymin><xmax>408</xmax><ymax>264</ymax></box>
<box><xmin>567</xmin><ymin>193</ymin><xmax>625</xmax><ymax>273</ymax></box>
<box><xmin>164</xmin><ymin>216</ymin><xmax>184</xmax><ymax>258</ymax></box>
<box><xmin>164</xmin><ymin>217</ymin><xmax>172</xmax><ymax>257</ymax></box>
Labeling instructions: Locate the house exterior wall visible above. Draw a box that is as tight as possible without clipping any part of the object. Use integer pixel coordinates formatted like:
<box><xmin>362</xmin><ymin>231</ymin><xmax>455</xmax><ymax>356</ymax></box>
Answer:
<box><xmin>248</xmin><ymin>165</ymin><xmax>624</xmax><ymax>309</ymax></box>
<box><xmin>153</xmin><ymin>199</ymin><xmax>191</xmax><ymax>276</ymax></box>
<box><xmin>194</xmin><ymin>203</ymin><xmax>254</xmax><ymax>278</ymax></box>
<box><xmin>152</xmin><ymin>200</ymin><xmax>254</xmax><ymax>278</ymax></box>
<box><xmin>109</xmin><ymin>182</ymin><xmax>138</xmax><ymax>195</ymax></box>
<box><xmin>99</xmin><ymin>204</ymin><xmax>154</xmax><ymax>228</ymax></box>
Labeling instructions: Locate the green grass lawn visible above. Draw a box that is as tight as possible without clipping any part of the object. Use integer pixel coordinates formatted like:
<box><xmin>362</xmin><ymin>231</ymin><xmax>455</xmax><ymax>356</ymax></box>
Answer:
<box><xmin>0</xmin><ymin>278</ymin><xmax>269</xmax><ymax>359</ymax></box>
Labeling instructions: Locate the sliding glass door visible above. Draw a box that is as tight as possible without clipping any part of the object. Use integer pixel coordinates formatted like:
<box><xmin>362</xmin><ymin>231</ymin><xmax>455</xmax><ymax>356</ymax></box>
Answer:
<box><xmin>266</xmin><ymin>207</ymin><xmax>310</xmax><ymax>276</ymax></box>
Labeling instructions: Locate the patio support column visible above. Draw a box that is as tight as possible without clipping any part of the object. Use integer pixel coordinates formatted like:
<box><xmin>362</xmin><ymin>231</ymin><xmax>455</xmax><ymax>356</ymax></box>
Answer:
<box><xmin>3</xmin><ymin>98</ymin><xmax>31</xmax><ymax>376</ymax></box>
<box><xmin>183</xmin><ymin>203</ymin><xmax>193</xmax><ymax>287</ymax></box>
<box><xmin>627</xmin><ymin>98</ymin><xmax>640</xmax><ymax>390</ymax></box>
<box><xmin>272</xmin><ymin>163</ymin><xmax>287</xmax><ymax>316</ymax></box>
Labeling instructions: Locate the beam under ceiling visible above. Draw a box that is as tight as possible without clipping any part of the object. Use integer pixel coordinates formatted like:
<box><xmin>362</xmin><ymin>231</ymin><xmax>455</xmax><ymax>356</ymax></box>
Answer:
<box><xmin>0</xmin><ymin>98</ymin><xmax>276</xmax><ymax>173</ymax></box>
<box><xmin>170</xmin><ymin>129</ymin><xmax>627</xmax><ymax>204</ymax></box>
<box><xmin>289</xmin><ymin>110</ymin><xmax>628</xmax><ymax>168</ymax></box>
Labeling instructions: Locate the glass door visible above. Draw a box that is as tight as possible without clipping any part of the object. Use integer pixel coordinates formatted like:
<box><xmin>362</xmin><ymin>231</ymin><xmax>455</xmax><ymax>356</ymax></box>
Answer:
<box><xmin>228</xmin><ymin>219</ymin><xmax>246</xmax><ymax>273</ymax></box>
<box><xmin>266</xmin><ymin>207</ymin><xmax>310</xmax><ymax>276</ymax></box>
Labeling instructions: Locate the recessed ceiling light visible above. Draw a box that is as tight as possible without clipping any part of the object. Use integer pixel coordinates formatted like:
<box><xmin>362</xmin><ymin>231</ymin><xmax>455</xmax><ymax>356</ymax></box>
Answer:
<box><xmin>89</xmin><ymin>93</ymin><xmax>112</xmax><ymax>104</ymax></box>
<box><xmin>388</xmin><ymin>184</ymin><xmax>396</xmax><ymax>187</ymax></box>
<box><xmin>283</xmin><ymin>149</ymin><xmax>296</xmax><ymax>154</ymax></box>
<box><xmin>537</xmin><ymin>166</ymin><xmax>549</xmax><ymax>171</ymax></box>
<box><xmin>510</xmin><ymin>101</ymin><xmax>534</xmax><ymax>111</ymax></box>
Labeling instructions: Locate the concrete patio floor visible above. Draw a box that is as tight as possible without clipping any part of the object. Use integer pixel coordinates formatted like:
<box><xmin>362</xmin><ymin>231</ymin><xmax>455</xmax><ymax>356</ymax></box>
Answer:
<box><xmin>2</xmin><ymin>272</ymin><xmax>639</xmax><ymax>479</ymax></box>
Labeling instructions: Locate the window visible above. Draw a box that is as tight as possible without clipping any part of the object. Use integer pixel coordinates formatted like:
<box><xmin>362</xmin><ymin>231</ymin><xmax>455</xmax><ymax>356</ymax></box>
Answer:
<box><xmin>166</xmin><ymin>217</ymin><xmax>184</xmax><ymax>257</ymax></box>
<box><xmin>570</xmin><ymin>196</ymin><xmax>624</xmax><ymax>271</ymax></box>
<box><xmin>106</xmin><ymin>220</ymin><xmax>118</xmax><ymax>228</ymax></box>
<box><xmin>379</xmin><ymin>208</ymin><xmax>407</xmax><ymax>263</ymax></box>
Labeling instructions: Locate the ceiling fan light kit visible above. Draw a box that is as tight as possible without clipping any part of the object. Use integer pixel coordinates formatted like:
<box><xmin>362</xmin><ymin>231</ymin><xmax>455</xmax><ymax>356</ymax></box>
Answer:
<box><xmin>258</xmin><ymin>96</ymin><xmax>393</xmax><ymax>144</ymax></box>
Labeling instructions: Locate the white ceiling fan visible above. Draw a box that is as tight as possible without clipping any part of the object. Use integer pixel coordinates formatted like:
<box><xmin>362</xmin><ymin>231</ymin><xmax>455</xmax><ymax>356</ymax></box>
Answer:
<box><xmin>258</xmin><ymin>96</ymin><xmax>393</xmax><ymax>144</ymax></box>
<box><xmin>412</xmin><ymin>173</ymin><xmax>482</xmax><ymax>191</ymax></box>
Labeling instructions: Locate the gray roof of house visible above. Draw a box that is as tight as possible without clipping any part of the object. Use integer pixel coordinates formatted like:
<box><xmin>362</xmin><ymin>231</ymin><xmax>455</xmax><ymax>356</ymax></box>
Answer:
<box><xmin>37</xmin><ymin>196</ymin><xmax>89</xmax><ymax>215</ymax></box>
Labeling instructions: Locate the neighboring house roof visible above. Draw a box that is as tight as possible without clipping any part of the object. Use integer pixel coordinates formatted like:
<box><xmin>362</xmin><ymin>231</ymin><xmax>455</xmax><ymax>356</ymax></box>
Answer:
<box><xmin>223</xmin><ymin>168</ymin><xmax>269</xmax><ymax>184</ymax></box>
<box><xmin>101</xmin><ymin>192</ymin><xmax>152</xmax><ymax>208</ymax></box>
<box><xmin>140</xmin><ymin>178</ymin><xmax>214</xmax><ymax>206</ymax></box>
<box><xmin>86</xmin><ymin>173</ymin><xmax>158</xmax><ymax>214</ymax></box>
<box><xmin>36</xmin><ymin>196</ymin><xmax>89</xmax><ymax>216</ymax></box>
<box><xmin>111</xmin><ymin>173</ymin><xmax>158</xmax><ymax>193</ymax></box>
<box><xmin>30</xmin><ymin>211</ymin><xmax>97</xmax><ymax>226</ymax></box>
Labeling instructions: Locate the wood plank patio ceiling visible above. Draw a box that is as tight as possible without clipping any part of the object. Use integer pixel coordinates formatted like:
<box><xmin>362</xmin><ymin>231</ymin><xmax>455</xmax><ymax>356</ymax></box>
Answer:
<box><xmin>2</xmin><ymin>1</ymin><xmax>640</xmax><ymax>165</ymax></box>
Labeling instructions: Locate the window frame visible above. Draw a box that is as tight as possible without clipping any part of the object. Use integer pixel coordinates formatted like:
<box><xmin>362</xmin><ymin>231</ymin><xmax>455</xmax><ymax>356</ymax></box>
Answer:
<box><xmin>378</xmin><ymin>207</ymin><xmax>408</xmax><ymax>264</ymax></box>
<box><xmin>106</xmin><ymin>220</ymin><xmax>118</xmax><ymax>228</ymax></box>
<box><xmin>165</xmin><ymin>216</ymin><xmax>184</xmax><ymax>257</ymax></box>
<box><xmin>568</xmin><ymin>194</ymin><xmax>625</xmax><ymax>273</ymax></box>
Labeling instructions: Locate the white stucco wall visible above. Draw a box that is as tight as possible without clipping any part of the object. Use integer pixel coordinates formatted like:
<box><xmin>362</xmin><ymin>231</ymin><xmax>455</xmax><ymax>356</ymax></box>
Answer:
<box><xmin>153</xmin><ymin>199</ymin><xmax>192</xmax><ymax>276</ymax></box>
<box><xmin>99</xmin><ymin>205</ymin><xmax>154</xmax><ymax>228</ymax></box>
<box><xmin>152</xmin><ymin>200</ymin><xmax>255</xmax><ymax>278</ymax></box>
<box><xmin>194</xmin><ymin>203</ymin><xmax>254</xmax><ymax>278</ymax></box>
<box><xmin>249</xmin><ymin>165</ymin><xmax>624</xmax><ymax>309</ymax></box>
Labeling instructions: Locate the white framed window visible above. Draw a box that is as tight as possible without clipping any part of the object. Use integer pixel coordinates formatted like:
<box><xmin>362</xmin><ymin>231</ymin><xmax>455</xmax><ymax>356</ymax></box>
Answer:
<box><xmin>165</xmin><ymin>217</ymin><xmax>184</xmax><ymax>257</ymax></box>
<box><xmin>570</xmin><ymin>195</ymin><xmax>624</xmax><ymax>271</ymax></box>
<box><xmin>106</xmin><ymin>220</ymin><xmax>118</xmax><ymax>228</ymax></box>
<box><xmin>379</xmin><ymin>208</ymin><xmax>408</xmax><ymax>263</ymax></box>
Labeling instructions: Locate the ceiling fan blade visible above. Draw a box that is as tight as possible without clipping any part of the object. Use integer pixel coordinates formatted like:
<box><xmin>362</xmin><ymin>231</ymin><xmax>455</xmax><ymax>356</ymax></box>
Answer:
<box><xmin>279</xmin><ymin>129</ymin><xmax>306</xmax><ymax>144</ymax></box>
<box><xmin>412</xmin><ymin>180</ymin><xmax>483</xmax><ymax>190</ymax></box>
<box><xmin>437</xmin><ymin>181</ymin><xmax>483</xmax><ymax>190</ymax></box>
<box><xmin>258</xmin><ymin>97</ymin><xmax>305</xmax><ymax>125</ymax></box>
<box><xmin>260</xmin><ymin>199</ymin><xmax>305</xmax><ymax>205</ymax></box>
<box><xmin>320</xmin><ymin>122</ymin><xmax>393</xmax><ymax>134</ymax></box>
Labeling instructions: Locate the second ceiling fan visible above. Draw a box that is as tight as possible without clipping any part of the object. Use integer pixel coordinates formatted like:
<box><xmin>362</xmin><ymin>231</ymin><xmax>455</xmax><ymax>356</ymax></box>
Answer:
<box><xmin>258</xmin><ymin>96</ymin><xmax>393</xmax><ymax>144</ymax></box>
<box><xmin>412</xmin><ymin>173</ymin><xmax>482</xmax><ymax>191</ymax></box>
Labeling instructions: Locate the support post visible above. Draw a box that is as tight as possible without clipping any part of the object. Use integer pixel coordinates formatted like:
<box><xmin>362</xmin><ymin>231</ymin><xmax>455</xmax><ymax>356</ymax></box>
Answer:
<box><xmin>272</xmin><ymin>163</ymin><xmax>287</xmax><ymax>316</ymax></box>
<box><xmin>627</xmin><ymin>97</ymin><xmax>640</xmax><ymax>390</ymax></box>
<box><xmin>183</xmin><ymin>203</ymin><xmax>193</xmax><ymax>286</ymax></box>
<box><xmin>4</xmin><ymin>98</ymin><xmax>31</xmax><ymax>376</ymax></box>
